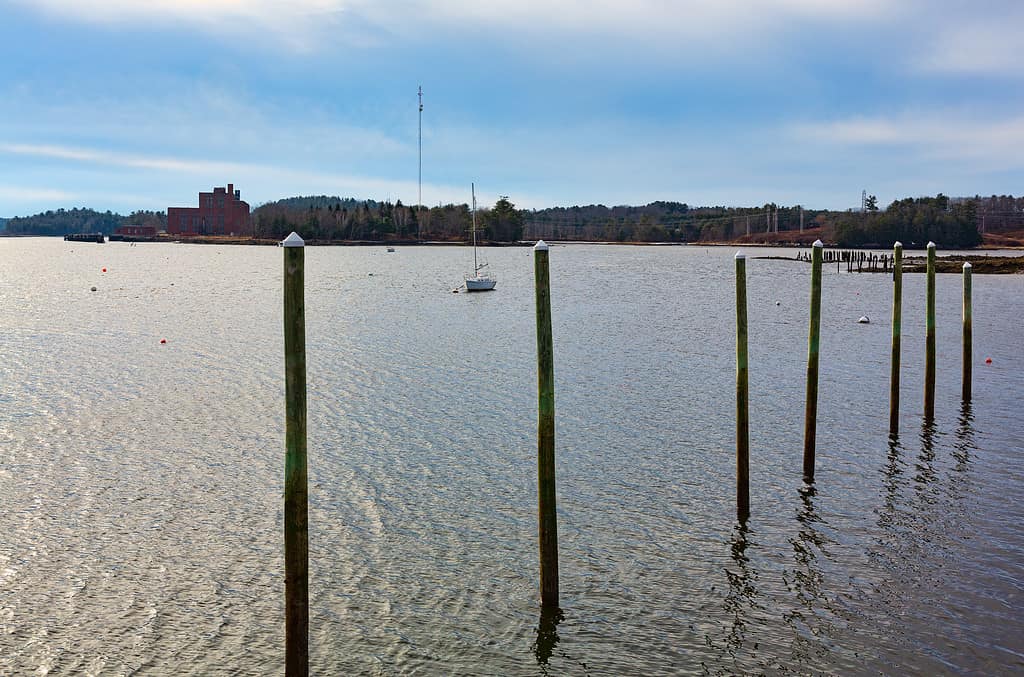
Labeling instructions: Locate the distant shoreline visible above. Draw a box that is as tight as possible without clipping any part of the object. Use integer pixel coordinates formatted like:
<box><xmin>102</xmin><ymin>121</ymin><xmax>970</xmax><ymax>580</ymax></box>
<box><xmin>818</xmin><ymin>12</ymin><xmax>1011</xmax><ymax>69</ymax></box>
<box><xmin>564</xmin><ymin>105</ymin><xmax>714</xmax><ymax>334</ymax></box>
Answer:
<box><xmin>6</xmin><ymin>232</ymin><xmax>1023</xmax><ymax>254</ymax></box>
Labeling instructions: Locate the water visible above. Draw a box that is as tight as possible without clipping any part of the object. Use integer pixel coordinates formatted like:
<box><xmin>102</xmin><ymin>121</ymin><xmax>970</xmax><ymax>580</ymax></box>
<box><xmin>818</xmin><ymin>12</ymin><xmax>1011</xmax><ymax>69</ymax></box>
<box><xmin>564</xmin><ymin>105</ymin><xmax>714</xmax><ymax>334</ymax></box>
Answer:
<box><xmin>1</xmin><ymin>238</ymin><xmax>1022</xmax><ymax>675</ymax></box>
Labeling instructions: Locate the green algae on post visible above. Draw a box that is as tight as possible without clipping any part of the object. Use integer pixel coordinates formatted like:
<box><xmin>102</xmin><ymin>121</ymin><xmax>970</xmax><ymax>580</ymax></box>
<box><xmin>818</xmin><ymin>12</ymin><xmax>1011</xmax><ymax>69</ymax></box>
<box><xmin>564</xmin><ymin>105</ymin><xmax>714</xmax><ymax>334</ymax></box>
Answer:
<box><xmin>803</xmin><ymin>240</ymin><xmax>823</xmax><ymax>482</ymax></box>
<box><xmin>282</xmin><ymin>231</ymin><xmax>309</xmax><ymax>676</ymax></box>
<box><xmin>533</xmin><ymin>240</ymin><xmax>559</xmax><ymax>609</ymax></box>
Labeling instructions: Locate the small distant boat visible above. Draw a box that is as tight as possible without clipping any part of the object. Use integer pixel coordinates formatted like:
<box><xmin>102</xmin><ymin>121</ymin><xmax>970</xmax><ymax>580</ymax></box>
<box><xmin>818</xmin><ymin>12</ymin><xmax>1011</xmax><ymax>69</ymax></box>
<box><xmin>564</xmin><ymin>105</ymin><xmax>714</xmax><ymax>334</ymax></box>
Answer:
<box><xmin>386</xmin><ymin>246</ymin><xmax>395</xmax><ymax>252</ymax></box>
<box><xmin>858</xmin><ymin>316</ymin><xmax>870</xmax><ymax>324</ymax></box>
<box><xmin>465</xmin><ymin>183</ymin><xmax>496</xmax><ymax>292</ymax></box>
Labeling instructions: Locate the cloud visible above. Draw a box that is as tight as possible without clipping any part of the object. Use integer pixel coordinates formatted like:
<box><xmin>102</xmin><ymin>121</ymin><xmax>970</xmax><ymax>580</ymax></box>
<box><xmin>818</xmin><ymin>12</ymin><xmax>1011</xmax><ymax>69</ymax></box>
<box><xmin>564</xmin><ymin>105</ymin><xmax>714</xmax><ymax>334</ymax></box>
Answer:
<box><xmin>790</xmin><ymin>113</ymin><xmax>1024</xmax><ymax>169</ymax></box>
<box><xmin>0</xmin><ymin>141</ymin><xmax>541</xmax><ymax>211</ymax></box>
<box><xmin>0</xmin><ymin>142</ymin><xmax>245</xmax><ymax>174</ymax></box>
<box><xmin>0</xmin><ymin>185</ymin><xmax>75</xmax><ymax>203</ymax></box>
<box><xmin>911</xmin><ymin>16</ymin><xmax>1024</xmax><ymax>77</ymax></box>
<box><xmin>10</xmin><ymin>0</ymin><xmax>354</xmax><ymax>51</ymax></box>
<box><xmin>12</xmin><ymin>0</ymin><xmax>898</xmax><ymax>50</ymax></box>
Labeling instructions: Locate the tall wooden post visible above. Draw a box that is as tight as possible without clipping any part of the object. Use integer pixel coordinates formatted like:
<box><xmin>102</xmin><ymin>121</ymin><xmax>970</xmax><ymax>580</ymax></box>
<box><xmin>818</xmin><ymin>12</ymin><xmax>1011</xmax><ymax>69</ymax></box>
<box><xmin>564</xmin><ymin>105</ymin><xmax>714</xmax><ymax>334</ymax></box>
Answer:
<box><xmin>803</xmin><ymin>240</ymin><xmax>824</xmax><ymax>481</ymax></box>
<box><xmin>962</xmin><ymin>262</ymin><xmax>972</xmax><ymax>401</ymax></box>
<box><xmin>534</xmin><ymin>240</ymin><xmax>559</xmax><ymax>608</ymax></box>
<box><xmin>889</xmin><ymin>242</ymin><xmax>903</xmax><ymax>436</ymax></box>
<box><xmin>282</xmin><ymin>232</ymin><xmax>309</xmax><ymax>676</ymax></box>
<box><xmin>924</xmin><ymin>242</ymin><xmax>937</xmax><ymax>419</ymax></box>
<box><xmin>735</xmin><ymin>252</ymin><xmax>750</xmax><ymax>518</ymax></box>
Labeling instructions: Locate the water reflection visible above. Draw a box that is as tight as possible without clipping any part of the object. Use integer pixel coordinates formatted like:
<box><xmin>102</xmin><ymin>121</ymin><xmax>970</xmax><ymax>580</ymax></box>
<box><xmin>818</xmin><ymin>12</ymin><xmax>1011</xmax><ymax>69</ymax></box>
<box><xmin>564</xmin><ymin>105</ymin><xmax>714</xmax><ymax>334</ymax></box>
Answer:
<box><xmin>953</xmin><ymin>401</ymin><xmax>975</xmax><ymax>470</ymax></box>
<box><xmin>882</xmin><ymin>433</ymin><xmax>905</xmax><ymax>513</ymax></box>
<box><xmin>914</xmin><ymin>418</ymin><xmax>938</xmax><ymax>492</ymax></box>
<box><xmin>532</xmin><ymin>606</ymin><xmax>563</xmax><ymax>669</ymax></box>
<box><xmin>704</xmin><ymin>519</ymin><xmax>765</xmax><ymax>675</ymax></box>
<box><xmin>722</xmin><ymin>520</ymin><xmax>761</xmax><ymax>657</ymax></box>
<box><xmin>783</xmin><ymin>486</ymin><xmax>840</xmax><ymax>665</ymax></box>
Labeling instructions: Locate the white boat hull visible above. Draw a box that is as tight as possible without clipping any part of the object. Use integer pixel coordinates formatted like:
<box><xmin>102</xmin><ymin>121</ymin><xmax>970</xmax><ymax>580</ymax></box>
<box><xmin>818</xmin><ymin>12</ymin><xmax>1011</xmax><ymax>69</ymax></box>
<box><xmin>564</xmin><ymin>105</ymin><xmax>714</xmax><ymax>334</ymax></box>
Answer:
<box><xmin>465</xmin><ymin>276</ymin><xmax>496</xmax><ymax>291</ymax></box>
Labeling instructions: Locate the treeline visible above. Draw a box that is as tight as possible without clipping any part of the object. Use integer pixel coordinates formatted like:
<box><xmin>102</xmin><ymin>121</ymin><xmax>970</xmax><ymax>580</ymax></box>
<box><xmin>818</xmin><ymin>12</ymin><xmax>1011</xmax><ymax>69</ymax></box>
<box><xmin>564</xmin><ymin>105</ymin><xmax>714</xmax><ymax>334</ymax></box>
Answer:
<box><xmin>522</xmin><ymin>202</ymin><xmax>822</xmax><ymax>242</ymax></box>
<box><xmin>831</xmin><ymin>195</ymin><xmax>980</xmax><ymax>247</ymax></box>
<box><xmin>1</xmin><ymin>192</ymin><xmax>996</xmax><ymax>248</ymax></box>
<box><xmin>969</xmin><ymin>194</ymin><xmax>1024</xmax><ymax>233</ymax></box>
<box><xmin>3</xmin><ymin>208</ymin><xmax>167</xmax><ymax>236</ymax></box>
<box><xmin>4</xmin><ymin>208</ymin><xmax>123</xmax><ymax>236</ymax></box>
<box><xmin>523</xmin><ymin>195</ymin><xmax>983</xmax><ymax>247</ymax></box>
<box><xmin>253</xmin><ymin>195</ymin><xmax>524</xmax><ymax>242</ymax></box>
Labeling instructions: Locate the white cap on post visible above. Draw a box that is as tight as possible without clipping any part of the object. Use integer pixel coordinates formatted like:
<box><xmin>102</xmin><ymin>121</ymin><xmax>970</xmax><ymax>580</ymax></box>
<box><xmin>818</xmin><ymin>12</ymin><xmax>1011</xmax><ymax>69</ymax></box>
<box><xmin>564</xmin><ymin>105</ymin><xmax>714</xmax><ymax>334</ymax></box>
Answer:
<box><xmin>813</xmin><ymin>239</ymin><xmax>823</xmax><ymax>248</ymax></box>
<box><xmin>927</xmin><ymin>241</ymin><xmax>936</xmax><ymax>248</ymax></box>
<box><xmin>534</xmin><ymin>240</ymin><xmax>549</xmax><ymax>251</ymax></box>
<box><xmin>894</xmin><ymin>241</ymin><xmax>903</xmax><ymax>247</ymax></box>
<box><xmin>735</xmin><ymin>251</ymin><xmax>746</xmax><ymax>259</ymax></box>
<box><xmin>282</xmin><ymin>232</ymin><xmax>305</xmax><ymax>247</ymax></box>
<box><xmin>963</xmin><ymin>262</ymin><xmax>972</xmax><ymax>269</ymax></box>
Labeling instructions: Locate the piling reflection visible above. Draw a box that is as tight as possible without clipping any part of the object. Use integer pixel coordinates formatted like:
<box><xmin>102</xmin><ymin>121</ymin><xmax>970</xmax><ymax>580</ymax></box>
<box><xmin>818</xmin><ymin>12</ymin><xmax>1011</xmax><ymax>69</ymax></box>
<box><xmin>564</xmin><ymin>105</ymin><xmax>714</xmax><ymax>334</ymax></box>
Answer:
<box><xmin>532</xmin><ymin>606</ymin><xmax>564</xmax><ymax>671</ymax></box>
<box><xmin>914</xmin><ymin>418</ymin><xmax>938</xmax><ymax>492</ymax></box>
<box><xmin>782</xmin><ymin>485</ymin><xmax>840</xmax><ymax>664</ymax></box>
<box><xmin>953</xmin><ymin>401</ymin><xmax>975</xmax><ymax>470</ymax></box>
<box><xmin>883</xmin><ymin>433</ymin><xmax>904</xmax><ymax>505</ymax></box>
<box><xmin>722</xmin><ymin>519</ymin><xmax>760</xmax><ymax>656</ymax></box>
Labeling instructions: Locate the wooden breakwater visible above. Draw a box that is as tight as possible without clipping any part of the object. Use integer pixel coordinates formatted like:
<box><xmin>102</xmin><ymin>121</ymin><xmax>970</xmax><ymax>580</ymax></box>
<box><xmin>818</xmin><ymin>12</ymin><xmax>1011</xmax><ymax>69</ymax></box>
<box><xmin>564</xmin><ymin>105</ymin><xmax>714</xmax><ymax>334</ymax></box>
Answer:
<box><xmin>794</xmin><ymin>248</ymin><xmax>892</xmax><ymax>272</ymax></box>
<box><xmin>795</xmin><ymin>248</ymin><xmax>1024</xmax><ymax>274</ymax></box>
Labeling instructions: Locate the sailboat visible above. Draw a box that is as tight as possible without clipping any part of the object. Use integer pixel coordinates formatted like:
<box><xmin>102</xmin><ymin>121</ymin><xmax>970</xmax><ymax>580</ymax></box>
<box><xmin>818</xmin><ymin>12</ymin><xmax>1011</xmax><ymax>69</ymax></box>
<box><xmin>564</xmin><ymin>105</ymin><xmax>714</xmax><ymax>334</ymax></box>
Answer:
<box><xmin>465</xmin><ymin>183</ymin><xmax>496</xmax><ymax>291</ymax></box>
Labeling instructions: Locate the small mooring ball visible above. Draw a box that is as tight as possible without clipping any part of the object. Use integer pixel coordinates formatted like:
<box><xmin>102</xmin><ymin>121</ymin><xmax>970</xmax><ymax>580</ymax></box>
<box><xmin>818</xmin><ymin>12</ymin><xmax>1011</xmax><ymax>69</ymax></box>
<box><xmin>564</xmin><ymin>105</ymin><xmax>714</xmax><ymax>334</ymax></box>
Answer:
<box><xmin>986</xmin><ymin>357</ymin><xmax>992</xmax><ymax>364</ymax></box>
<box><xmin>102</xmin><ymin>268</ymin><xmax>107</xmax><ymax>273</ymax></box>
<box><xmin>160</xmin><ymin>339</ymin><xmax>167</xmax><ymax>344</ymax></box>
<box><xmin>90</xmin><ymin>286</ymin><xmax>97</xmax><ymax>292</ymax></box>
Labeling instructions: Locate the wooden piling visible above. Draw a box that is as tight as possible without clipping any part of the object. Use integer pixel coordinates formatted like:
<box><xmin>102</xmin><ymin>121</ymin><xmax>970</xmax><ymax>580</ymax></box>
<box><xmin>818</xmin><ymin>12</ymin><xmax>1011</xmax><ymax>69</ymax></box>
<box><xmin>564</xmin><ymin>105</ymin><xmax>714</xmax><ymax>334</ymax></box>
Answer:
<box><xmin>889</xmin><ymin>242</ymin><xmax>903</xmax><ymax>436</ymax></box>
<box><xmin>924</xmin><ymin>242</ymin><xmax>937</xmax><ymax>419</ymax></box>
<box><xmin>803</xmin><ymin>240</ymin><xmax>824</xmax><ymax>481</ymax></box>
<box><xmin>534</xmin><ymin>240</ymin><xmax>559</xmax><ymax>608</ymax></box>
<box><xmin>962</xmin><ymin>262</ymin><xmax>972</xmax><ymax>401</ymax></box>
<box><xmin>735</xmin><ymin>252</ymin><xmax>749</xmax><ymax>518</ymax></box>
<box><xmin>282</xmin><ymin>232</ymin><xmax>309</xmax><ymax>676</ymax></box>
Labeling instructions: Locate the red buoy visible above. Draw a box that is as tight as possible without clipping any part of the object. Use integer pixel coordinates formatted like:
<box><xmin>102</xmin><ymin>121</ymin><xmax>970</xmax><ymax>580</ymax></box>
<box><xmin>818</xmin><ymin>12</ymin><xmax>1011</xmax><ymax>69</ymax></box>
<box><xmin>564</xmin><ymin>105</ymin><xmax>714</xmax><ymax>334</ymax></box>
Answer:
<box><xmin>985</xmin><ymin>357</ymin><xmax>992</xmax><ymax>364</ymax></box>
<box><xmin>102</xmin><ymin>268</ymin><xmax>107</xmax><ymax>272</ymax></box>
<box><xmin>160</xmin><ymin>339</ymin><xmax>167</xmax><ymax>344</ymax></box>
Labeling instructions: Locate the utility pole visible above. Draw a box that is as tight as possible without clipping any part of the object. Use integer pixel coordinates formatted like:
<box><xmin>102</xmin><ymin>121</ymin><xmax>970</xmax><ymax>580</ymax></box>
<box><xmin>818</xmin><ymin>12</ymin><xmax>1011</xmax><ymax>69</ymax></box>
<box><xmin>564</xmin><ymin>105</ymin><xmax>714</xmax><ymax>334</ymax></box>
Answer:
<box><xmin>861</xmin><ymin>189</ymin><xmax>867</xmax><ymax>213</ymax></box>
<box><xmin>418</xmin><ymin>85</ymin><xmax>423</xmax><ymax>239</ymax></box>
<box><xmin>800</xmin><ymin>206</ymin><xmax>804</xmax><ymax>232</ymax></box>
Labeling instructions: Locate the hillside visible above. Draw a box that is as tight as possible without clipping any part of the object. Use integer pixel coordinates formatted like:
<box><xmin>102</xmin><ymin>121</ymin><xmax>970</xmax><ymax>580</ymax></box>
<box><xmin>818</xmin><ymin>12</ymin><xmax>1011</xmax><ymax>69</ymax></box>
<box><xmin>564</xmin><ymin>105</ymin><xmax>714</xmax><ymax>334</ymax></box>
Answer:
<box><xmin>1</xmin><ymin>208</ymin><xmax>166</xmax><ymax>236</ymax></box>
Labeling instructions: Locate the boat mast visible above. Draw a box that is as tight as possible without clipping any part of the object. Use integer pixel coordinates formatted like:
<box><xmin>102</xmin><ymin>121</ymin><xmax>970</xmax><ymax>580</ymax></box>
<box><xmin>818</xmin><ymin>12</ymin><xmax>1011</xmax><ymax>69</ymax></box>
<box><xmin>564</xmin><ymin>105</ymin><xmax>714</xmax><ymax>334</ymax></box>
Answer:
<box><xmin>471</xmin><ymin>182</ymin><xmax>478</xmax><ymax>273</ymax></box>
<box><xmin>418</xmin><ymin>85</ymin><xmax>423</xmax><ymax>239</ymax></box>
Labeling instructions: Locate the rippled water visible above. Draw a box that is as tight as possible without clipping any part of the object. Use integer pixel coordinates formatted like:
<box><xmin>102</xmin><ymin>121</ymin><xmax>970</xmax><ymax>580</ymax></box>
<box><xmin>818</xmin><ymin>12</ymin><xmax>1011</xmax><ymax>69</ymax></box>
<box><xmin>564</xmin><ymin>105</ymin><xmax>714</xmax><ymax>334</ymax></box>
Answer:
<box><xmin>1</xmin><ymin>237</ymin><xmax>1022</xmax><ymax>675</ymax></box>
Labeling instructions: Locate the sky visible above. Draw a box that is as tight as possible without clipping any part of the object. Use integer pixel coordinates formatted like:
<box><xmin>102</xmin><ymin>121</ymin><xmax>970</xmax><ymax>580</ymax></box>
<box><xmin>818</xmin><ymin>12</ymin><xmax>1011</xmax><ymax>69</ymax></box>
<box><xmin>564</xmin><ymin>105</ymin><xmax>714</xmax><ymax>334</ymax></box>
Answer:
<box><xmin>0</xmin><ymin>0</ymin><xmax>1022</xmax><ymax>217</ymax></box>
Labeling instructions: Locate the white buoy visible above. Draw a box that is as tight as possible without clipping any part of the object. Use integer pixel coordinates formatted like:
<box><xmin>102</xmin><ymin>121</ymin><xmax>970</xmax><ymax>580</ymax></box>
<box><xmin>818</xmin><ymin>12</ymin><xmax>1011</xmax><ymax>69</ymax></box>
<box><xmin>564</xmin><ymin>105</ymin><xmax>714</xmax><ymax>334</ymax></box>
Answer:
<box><xmin>858</xmin><ymin>315</ymin><xmax>870</xmax><ymax>324</ymax></box>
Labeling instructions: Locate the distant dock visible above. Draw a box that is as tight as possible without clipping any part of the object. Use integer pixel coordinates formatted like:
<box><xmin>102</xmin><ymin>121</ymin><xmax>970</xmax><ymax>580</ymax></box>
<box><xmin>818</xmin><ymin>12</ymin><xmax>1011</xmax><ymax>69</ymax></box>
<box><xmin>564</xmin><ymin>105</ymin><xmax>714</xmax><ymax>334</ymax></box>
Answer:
<box><xmin>64</xmin><ymin>233</ymin><xmax>105</xmax><ymax>243</ymax></box>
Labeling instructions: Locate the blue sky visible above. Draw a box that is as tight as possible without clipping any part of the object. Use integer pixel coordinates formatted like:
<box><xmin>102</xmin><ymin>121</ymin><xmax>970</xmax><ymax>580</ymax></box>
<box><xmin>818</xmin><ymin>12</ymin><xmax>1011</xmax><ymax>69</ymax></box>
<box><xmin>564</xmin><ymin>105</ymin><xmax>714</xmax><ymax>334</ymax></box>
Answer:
<box><xmin>0</xmin><ymin>0</ymin><xmax>1022</xmax><ymax>216</ymax></box>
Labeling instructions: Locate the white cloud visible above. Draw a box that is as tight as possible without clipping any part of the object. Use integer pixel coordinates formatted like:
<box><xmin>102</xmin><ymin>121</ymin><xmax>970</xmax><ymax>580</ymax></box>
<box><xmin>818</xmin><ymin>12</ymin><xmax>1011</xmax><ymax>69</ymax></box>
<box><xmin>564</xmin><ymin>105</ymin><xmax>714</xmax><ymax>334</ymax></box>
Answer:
<box><xmin>911</xmin><ymin>17</ymin><xmax>1024</xmax><ymax>77</ymax></box>
<box><xmin>791</xmin><ymin>113</ymin><xmax>1024</xmax><ymax>169</ymax></box>
<box><xmin>0</xmin><ymin>141</ymin><xmax>543</xmax><ymax>210</ymax></box>
<box><xmin>0</xmin><ymin>185</ymin><xmax>75</xmax><ymax>202</ymax></box>
<box><xmin>11</xmin><ymin>0</ymin><xmax>353</xmax><ymax>51</ymax></box>
<box><xmin>13</xmin><ymin>0</ymin><xmax>898</xmax><ymax>50</ymax></box>
<box><xmin>0</xmin><ymin>142</ymin><xmax>245</xmax><ymax>174</ymax></box>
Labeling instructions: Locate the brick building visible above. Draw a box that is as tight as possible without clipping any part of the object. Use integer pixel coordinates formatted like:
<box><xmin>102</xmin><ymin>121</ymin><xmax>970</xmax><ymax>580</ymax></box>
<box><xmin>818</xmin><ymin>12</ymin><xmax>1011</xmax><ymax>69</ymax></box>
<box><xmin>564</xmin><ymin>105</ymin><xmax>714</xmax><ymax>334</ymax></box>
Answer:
<box><xmin>167</xmin><ymin>183</ymin><xmax>250</xmax><ymax>236</ymax></box>
<box><xmin>113</xmin><ymin>225</ymin><xmax>158</xmax><ymax>238</ymax></box>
